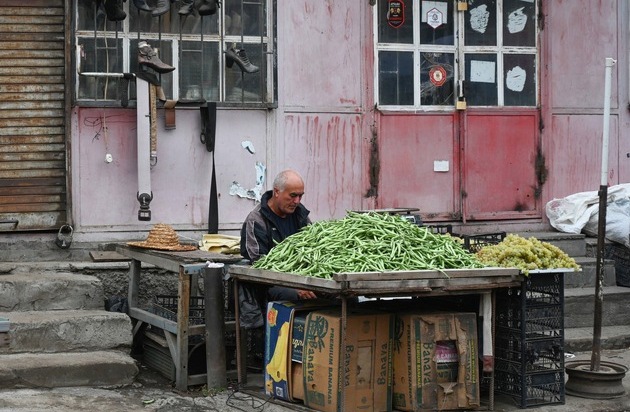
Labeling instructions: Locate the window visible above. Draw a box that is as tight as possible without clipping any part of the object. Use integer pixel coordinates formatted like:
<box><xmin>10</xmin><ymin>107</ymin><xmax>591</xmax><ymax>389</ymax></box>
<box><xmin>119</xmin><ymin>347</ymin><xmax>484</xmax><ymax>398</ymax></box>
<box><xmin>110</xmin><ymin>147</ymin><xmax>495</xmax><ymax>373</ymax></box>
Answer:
<box><xmin>375</xmin><ymin>0</ymin><xmax>538</xmax><ymax>110</ymax></box>
<box><xmin>75</xmin><ymin>0</ymin><xmax>274</xmax><ymax>106</ymax></box>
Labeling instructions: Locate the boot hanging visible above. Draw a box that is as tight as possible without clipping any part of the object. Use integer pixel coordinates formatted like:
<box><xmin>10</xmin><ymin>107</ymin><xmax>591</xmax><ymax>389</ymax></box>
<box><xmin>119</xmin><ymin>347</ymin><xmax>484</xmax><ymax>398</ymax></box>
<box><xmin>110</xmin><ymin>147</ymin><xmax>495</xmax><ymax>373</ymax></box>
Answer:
<box><xmin>133</xmin><ymin>0</ymin><xmax>153</xmax><ymax>12</ymax></box>
<box><xmin>102</xmin><ymin>0</ymin><xmax>126</xmax><ymax>21</ymax></box>
<box><xmin>198</xmin><ymin>0</ymin><xmax>220</xmax><ymax>16</ymax></box>
<box><xmin>178</xmin><ymin>0</ymin><xmax>195</xmax><ymax>16</ymax></box>
<box><xmin>138</xmin><ymin>41</ymin><xmax>176</xmax><ymax>73</ymax></box>
<box><xmin>225</xmin><ymin>47</ymin><xmax>259</xmax><ymax>73</ymax></box>
<box><xmin>152</xmin><ymin>0</ymin><xmax>173</xmax><ymax>16</ymax></box>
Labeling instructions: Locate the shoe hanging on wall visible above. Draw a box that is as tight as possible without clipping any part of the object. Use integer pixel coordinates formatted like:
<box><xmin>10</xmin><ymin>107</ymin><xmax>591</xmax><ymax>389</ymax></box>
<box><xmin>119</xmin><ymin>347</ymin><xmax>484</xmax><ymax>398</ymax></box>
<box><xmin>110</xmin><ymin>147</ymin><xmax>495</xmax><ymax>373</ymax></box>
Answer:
<box><xmin>152</xmin><ymin>0</ymin><xmax>171</xmax><ymax>17</ymax></box>
<box><xmin>225</xmin><ymin>47</ymin><xmax>259</xmax><ymax>74</ymax></box>
<box><xmin>178</xmin><ymin>0</ymin><xmax>195</xmax><ymax>15</ymax></box>
<box><xmin>103</xmin><ymin>0</ymin><xmax>126</xmax><ymax>21</ymax></box>
<box><xmin>138</xmin><ymin>41</ymin><xmax>176</xmax><ymax>73</ymax></box>
<box><xmin>133</xmin><ymin>0</ymin><xmax>153</xmax><ymax>12</ymax></box>
<box><xmin>198</xmin><ymin>0</ymin><xmax>220</xmax><ymax>16</ymax></box>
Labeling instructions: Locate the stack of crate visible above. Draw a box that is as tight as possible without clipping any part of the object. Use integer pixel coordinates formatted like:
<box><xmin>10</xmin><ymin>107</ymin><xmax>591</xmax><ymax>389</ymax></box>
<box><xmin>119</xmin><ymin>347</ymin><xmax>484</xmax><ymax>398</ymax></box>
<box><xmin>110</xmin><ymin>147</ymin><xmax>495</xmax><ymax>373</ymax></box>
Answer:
<box><xmin>494</xmin><ymin>271</ymin><xmax>565</xmax><ymax>407</ymax></box>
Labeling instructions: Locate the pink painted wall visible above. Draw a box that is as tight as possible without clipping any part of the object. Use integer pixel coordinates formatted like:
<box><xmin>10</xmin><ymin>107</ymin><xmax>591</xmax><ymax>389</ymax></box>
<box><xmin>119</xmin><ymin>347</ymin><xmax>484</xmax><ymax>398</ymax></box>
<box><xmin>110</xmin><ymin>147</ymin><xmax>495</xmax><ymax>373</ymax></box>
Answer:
<box><xmin>71</xmin><ymin>107</ymin><xmax>270</xmax><ymax>239</ymax></box>
<box><xmin>69</xmin><ymin>0</ymin><xmax>630</xmax><ymax>240</ymax></box>
<box><xmin>71</xmin><ymin>0</ymin><xmax>372</xmax><ymax>240</ymax></box>
<box><xmin>543</xmin><ymin>0</ymin><xmax>628</xmax><ymax>201</ymax></box>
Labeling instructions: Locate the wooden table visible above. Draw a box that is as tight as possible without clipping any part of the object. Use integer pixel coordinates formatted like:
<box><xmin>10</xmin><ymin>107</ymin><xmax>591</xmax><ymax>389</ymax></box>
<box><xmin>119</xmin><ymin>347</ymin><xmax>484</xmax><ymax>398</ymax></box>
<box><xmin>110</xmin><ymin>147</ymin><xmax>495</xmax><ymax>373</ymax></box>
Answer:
<box><xmin>228</xmin><ymin>265</ymin><xmax>523</xmax><ymax>410</ymax></box>
<box><xmin>116</xmin><ymin>245</ymin><xmax>242</xmax><ymax>391</ymax></box>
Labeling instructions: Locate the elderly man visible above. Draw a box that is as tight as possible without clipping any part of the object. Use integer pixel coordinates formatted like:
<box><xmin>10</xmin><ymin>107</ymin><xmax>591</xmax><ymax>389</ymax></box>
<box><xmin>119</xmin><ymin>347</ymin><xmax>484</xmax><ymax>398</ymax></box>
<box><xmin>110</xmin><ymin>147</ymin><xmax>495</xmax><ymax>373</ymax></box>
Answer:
<box><xmin>238</xmin><ymin>169</ymin><xmax>317</xmax><ymax>370</ymax></box>
<box><xmin>240</xmin><ymin>169</ymin><xmax>317</xmax><ymax>305</ymax></box>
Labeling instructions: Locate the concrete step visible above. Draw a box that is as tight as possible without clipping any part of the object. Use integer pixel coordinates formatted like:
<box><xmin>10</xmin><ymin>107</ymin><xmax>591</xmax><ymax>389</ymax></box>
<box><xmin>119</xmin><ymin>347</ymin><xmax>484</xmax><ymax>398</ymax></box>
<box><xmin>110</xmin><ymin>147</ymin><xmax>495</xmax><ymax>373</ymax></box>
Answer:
<box><xmin>0</xmin><ymin>237</ymin><xmax>110</xmax><ymax>263</ymax></box>
<box><xmin>564</xmin><ymin>286</ymin><xmax>630</xmax><ymax>328</ymax></box>
<box><xmin>0</xmin><ymin>310</ymin><xmax>133</xmax><ymax>354</ymax></box>
<box><xmin>564</xmin><ymin>325</ymin><xmax>630</xmax><ymax>352</ymax></box>
<box><xmin>0</xmin><ymin>272</ymin><xmax>105</xmax><ymax>312</ymax></box>
<box><xmin>564</xmin><ymin>256</ymin><xmax>616</xmax><ymax>288</ymax></box>
<box><xmin>0</xmin><ymin>351</ymin><xmax>138</xmax><ymax>389</ymax></box>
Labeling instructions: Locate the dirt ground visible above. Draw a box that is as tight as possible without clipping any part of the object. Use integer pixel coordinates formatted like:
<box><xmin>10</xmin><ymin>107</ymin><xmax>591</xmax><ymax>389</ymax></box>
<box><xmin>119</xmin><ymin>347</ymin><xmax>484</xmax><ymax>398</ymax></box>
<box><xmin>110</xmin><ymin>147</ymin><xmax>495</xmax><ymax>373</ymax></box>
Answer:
<box><xmin>1</xmin><ymin>349</ymin><xmax>630</xmax><ymax>412</ymax></box>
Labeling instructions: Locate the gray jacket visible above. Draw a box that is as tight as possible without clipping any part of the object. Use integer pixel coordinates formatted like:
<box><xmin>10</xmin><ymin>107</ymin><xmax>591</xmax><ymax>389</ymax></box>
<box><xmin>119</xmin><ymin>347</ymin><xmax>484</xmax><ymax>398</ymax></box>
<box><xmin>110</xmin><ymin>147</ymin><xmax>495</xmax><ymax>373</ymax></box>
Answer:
<box><xmin>239</xmin><ymin>190</ymin><xmax>311</xmax><ymax>263</ymax></box>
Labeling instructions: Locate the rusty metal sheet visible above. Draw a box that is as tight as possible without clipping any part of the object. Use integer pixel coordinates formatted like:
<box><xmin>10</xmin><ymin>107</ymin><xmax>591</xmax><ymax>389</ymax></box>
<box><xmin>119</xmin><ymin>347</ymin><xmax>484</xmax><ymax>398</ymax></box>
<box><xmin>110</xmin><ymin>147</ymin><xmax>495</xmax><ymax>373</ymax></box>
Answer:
<box><xmin>0</xmin><ymin>1</ymin><xmax>67</xmax><ymax>231</ymax></box>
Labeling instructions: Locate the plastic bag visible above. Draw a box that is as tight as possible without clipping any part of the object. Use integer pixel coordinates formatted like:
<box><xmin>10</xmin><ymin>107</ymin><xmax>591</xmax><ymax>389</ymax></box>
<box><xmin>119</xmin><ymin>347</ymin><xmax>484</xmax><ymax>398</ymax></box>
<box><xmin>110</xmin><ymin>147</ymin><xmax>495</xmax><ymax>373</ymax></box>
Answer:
<box><xmin>545</xmin><ymin>191</ymin><xmax>600</xmax><ymax>234</ymax></box>
<box><xmin>238</xmin><ymin>283</ymin><xmax>265</xmax><ymax>329</ymax></box>
<box><xmin>583</xmin><ymin>197</ymin><xmax>630</xmax><ymax>248</ymax></box>
<box><xmin>546</xmin><ymin>184</ymin><xmax>630</xmax><ymax>247</ymax></box>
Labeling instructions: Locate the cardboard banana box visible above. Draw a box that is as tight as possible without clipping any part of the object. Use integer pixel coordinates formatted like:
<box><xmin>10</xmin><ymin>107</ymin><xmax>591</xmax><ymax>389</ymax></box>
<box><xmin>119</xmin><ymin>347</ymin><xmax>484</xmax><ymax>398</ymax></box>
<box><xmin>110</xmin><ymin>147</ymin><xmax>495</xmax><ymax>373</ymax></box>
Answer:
<box><xmin>264</xmin><ymin>300</ymin><xmax>338</xmax><ymax>402</ymax></box>
<box><xmin>302</xmin><ymin>308</ymin><xmax>394</xmax><ymax>412</ymax></box>
<box><xmin>392</xmin><ymin>312</ymin><xmax>479</xmax><ymax>411</ymax></box>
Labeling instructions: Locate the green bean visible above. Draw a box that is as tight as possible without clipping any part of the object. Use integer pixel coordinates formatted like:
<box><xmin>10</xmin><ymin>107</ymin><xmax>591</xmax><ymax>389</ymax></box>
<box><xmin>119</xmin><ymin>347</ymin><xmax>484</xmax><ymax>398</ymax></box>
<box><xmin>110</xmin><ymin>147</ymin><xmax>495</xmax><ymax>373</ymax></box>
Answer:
<box><xmin>253</xmin><ymin>212</ymin><xmax>485</xmax><ymax>277</ymax></box>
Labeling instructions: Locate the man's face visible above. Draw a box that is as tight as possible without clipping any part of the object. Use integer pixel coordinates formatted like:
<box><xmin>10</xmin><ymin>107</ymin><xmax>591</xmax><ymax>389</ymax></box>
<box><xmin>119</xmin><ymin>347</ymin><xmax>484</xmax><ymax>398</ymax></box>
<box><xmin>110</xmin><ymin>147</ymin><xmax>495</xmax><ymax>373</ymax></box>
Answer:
<box><xmin>273</xmin><ymin>179</ymin><xmax>304</xmax><ymax>217</ymax></box>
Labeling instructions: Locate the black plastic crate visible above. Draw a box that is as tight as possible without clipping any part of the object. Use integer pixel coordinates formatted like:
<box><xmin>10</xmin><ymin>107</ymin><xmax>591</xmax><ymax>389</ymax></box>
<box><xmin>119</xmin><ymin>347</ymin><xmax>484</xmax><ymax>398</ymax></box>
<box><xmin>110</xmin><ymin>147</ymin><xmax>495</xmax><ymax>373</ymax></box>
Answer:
<box><xmin>494</xmin><ymin>369</ymin><xmax>565</xmax><ymax>408</ymax></box>
<box><xmin>495</xmin><ymin>333</ymin><xmax>564</xmax><ymax>371</ymax></box>
<box><xmin>496</xmin><ymin>272</ymin><xmax>564</xmax><ymax>336</ymax></box>
<box><xmin>462</xmin><ymin>232</ymin><xmax>506</xmax><ymax>252</ymax></box>
<box><xmin>604</xmin><ymin>243</ymin><xmax>630</xmax><ymax>287</ymax></box>
<box><xmin>496</xmin><ymin>305</ymin><xmax>564</xmax><ymax>337</ymax></box>
<box><xmin>497</xmin><ymin>289</ymin><xmax>563</xmax><ymax>309</ymax></box>
<box><xmin>523</xmin><ymin>272</ymin><xmax>564</xmax><ymax>306</ymax></box>
<box><xmin>152</xmin><ymin>295</ymin><xmax>206</xmax><ymax>325</ymax></box>
<box><xmin>151</xmin><ymin>295</ymin><xmax>236</xmax><ymax>326</ymax></box>
<box><xmin>494</xmin><ymin>269</ymin><xmax>565</xmax><ymax>408</ymax></box>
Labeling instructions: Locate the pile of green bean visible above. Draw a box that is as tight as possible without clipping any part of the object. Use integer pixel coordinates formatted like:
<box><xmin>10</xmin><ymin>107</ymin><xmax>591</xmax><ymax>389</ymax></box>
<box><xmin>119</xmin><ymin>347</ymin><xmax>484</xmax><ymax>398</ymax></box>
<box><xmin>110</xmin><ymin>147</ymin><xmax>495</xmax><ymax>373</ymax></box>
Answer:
<box><xmin>253</xmin><ymin>211</ymin><xmax>485</xmax><ymax>278</ymax></box>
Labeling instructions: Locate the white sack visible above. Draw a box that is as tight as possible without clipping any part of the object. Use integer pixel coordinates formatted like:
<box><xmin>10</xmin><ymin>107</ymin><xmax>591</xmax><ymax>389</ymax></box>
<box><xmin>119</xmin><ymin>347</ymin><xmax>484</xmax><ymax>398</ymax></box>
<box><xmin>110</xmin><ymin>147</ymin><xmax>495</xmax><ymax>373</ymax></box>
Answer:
<box><xmin>546</xmin><ymin>184</ymin><xmax>630</xmax><ymax>245</ymax></box>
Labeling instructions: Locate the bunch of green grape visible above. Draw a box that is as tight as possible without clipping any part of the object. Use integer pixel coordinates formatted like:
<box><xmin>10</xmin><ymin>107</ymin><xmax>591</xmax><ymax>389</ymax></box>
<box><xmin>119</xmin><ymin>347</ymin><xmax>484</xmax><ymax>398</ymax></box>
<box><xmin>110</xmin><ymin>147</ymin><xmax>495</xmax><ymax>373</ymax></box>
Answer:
<box><xmin>476</xmin><ymin>234</ymin><xmax>581</xmax><ymax>275</ymax></box>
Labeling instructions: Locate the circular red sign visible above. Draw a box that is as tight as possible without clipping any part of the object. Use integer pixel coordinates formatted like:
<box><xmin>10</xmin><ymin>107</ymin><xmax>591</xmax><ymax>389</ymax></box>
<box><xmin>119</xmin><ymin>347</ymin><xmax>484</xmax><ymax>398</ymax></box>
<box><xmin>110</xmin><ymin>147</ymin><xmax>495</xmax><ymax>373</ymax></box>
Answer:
<box><xmin>429</xmin><ymin>66</ymin><xmax>447</xmax><ymax>87</ymax></box>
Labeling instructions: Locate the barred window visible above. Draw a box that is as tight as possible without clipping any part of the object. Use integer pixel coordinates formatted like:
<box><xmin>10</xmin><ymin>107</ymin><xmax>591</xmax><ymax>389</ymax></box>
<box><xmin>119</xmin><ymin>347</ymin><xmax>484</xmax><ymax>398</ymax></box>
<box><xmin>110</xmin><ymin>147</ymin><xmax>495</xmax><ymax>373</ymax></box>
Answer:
<box><xmin>75</xmin><ymin>0</ymin><xmax>274</xmax><ymax>107</ymax></box>
<box><xmin>374</xmin><ymin>0</ymin><xmax>538</xmax><ymax>110</ymax></box>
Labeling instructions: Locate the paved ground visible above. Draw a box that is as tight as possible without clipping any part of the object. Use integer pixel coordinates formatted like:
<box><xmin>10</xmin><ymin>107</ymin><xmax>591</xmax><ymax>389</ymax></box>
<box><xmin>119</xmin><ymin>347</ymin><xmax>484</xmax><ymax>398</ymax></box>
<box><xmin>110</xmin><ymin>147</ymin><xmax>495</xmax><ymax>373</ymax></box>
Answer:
<box><xmin>1</xmin><ymin>349</ymin><xmax>630</xmax><ymax>412</ymax></box>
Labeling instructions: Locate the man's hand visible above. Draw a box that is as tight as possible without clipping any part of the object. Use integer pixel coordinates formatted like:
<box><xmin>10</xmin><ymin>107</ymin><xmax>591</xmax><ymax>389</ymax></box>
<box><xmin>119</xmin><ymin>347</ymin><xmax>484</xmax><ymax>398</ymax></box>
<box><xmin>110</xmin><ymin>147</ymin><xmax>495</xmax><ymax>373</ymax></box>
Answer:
<box><xmin>297</xmin><ymin>289</ymin><xmax>317</xmax><ymax>299</ymax></box>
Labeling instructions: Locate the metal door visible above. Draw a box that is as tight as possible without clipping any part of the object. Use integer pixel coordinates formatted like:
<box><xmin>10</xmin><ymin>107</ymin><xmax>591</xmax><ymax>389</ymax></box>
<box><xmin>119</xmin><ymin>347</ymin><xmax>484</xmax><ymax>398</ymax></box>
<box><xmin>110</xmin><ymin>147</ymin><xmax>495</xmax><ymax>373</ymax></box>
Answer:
<box><xmin>0</xmin><ymin>0</ymin><xmax>68</xmax><ymax>231</ymax></box>
<box><xmin>374</xmin><ymin>0</ymin><xmax>541</xmax><ymax>222</ymax></box>
<box><xmin>458</xmin><ymin>0</ymin><xmax>541</xmax><ymax>221</ymax></box>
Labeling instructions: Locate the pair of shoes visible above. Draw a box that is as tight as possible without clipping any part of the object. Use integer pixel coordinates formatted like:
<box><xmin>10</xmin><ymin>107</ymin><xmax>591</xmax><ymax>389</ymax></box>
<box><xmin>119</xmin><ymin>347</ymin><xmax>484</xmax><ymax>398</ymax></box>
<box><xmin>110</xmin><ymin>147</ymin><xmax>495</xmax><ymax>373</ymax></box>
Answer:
<box><xmin>133</xmin><ymin>0</ymin><xmax>152</xmax><ymax>12</ymax></box>
<box><xmin>138</xmin><ymin>41</ymin><xmax>176</xmax><ymax>73</ymax></box>
<box><xmin>225</xmin><ymin>47</ymin><xmax>259</xmax><ymax>73</ymax></box>
<box><xmin>103</xmin><ymin>0</ymin><xmax>126</xmax><ymax>21</ymax></box>
<box><xmin>198</xmin><ymin>0</ymin><xmax>220</xmax><ymax>16</ymax></box>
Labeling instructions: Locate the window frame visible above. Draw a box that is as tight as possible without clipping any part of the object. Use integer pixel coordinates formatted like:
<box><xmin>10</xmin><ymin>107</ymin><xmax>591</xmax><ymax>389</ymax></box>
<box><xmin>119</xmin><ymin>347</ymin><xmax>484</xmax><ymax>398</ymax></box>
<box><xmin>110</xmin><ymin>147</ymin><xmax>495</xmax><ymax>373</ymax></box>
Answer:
<box><xmin>374</xmin><ymin>0</ymin><xmax>539</xmax><ymax>111</ymax></box>
<box><xmin>73</xmin><ymin>0</ymin><xmax>277</xmax><ymax>109</ymax></box>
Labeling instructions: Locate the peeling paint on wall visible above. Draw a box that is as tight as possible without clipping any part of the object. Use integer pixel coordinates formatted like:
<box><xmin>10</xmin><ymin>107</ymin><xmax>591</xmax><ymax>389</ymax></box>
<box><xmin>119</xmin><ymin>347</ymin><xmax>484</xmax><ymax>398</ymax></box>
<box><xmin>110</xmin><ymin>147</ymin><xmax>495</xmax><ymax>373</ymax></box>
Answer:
<box><xmin>230</xmin><ymin>161</ymin><xmax>266</xmax><ymax>202</ymax></box>
<box><xmin>241</xmin><ymin>140</ymin><xmax>255</xmax><ymax>154</ymax></box>
<box><xmin>365</xmin><ymin>126</ymin><xmax>379</xmax><ymax>199</ymax></box>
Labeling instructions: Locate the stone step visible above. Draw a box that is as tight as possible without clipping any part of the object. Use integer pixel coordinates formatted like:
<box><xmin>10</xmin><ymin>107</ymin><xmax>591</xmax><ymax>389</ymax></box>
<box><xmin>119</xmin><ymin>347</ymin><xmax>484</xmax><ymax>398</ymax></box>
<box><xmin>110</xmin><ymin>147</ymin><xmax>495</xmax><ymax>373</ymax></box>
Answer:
<box><xmin>0</xmin><ymin>351</ymin><xmax>138</xmax><ymax>389</ymax></box>
<box><xmin>564</xmin><ymin>286</ymin><xmax>630</xmax><ymax>328</ymax></box>
<box><xmin>565</xmin><ymin>256</ymin><xmax>616</xmax><ymax>288</ymax></box>
<box><xmin>564</xmin><ymin>325</ymin><xmax>630</xmax><ymax>352</ymax></box>
<box><xmin>0</xmin><ymin>238</ymin><xmax>109</xmax><ymax>263</ymax></box>
<box><xmin>0</xmin><ymin>272</ymin><xmax>104</xmax><ymax>312</ymax></box>
<box><xmin>0</xmin><ymin>310</ymin><xmax>133</xmax><ymax>354</ymax></box>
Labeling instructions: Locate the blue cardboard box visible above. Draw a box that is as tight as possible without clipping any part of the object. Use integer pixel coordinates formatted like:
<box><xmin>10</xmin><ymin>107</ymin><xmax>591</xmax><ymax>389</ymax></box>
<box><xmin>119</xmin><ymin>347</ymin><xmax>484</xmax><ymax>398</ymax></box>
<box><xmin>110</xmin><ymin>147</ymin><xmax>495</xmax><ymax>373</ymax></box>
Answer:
<box><xmin>264</xmin><ymin>300</ymin><xmax>336</xmax><ymax>402</ymax></box>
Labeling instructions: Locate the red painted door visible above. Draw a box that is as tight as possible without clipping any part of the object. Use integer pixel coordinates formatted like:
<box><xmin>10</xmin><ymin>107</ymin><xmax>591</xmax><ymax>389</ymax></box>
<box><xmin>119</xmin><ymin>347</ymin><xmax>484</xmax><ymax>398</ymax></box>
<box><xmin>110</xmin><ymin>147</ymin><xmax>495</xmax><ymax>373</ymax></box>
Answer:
<box><xmin>373</xmin><ymin>0</ymin><xmax>542</xmax><ymax>222</ymax></box>
<box><xmin>461</xmin><ymin>110</ymin><xmax>541</xmax><ymax>221</ymax></box>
